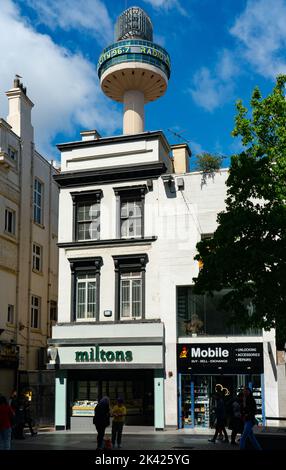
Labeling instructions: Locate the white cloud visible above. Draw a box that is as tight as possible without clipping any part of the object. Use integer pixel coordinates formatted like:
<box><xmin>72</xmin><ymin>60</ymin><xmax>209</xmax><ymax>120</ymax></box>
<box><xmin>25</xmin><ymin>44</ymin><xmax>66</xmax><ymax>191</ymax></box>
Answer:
<box><xmin>143</xmin><ymin>0</ymin><xmax>188</xmax><ymax>16</ymax></box>
<box><xmin>189</xmin><ymin>51</ymin><xmax>237</xmax><ymax>111</ymax></box>
<box><xmin>230</xmin><ymin>0</ymin><xmax>286</xmax><ymax>78</ymax></box>
<box><xmin>22</xmin><ymin>0</ymin><xmax>113</xmax><ymax>45</ymax></box>
<box><xmin>0</xmin><ymin>0</ymin><xmax>120</xmax><ymax>159</ymax></box>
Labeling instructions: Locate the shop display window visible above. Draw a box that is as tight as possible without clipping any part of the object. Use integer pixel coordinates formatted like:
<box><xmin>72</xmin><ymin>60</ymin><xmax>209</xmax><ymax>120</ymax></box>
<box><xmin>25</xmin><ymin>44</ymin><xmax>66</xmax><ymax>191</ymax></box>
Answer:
<box><xmin>179</xmin><ymin>374</ymin><xmax>264</xmax><ymax>429</ymax></box>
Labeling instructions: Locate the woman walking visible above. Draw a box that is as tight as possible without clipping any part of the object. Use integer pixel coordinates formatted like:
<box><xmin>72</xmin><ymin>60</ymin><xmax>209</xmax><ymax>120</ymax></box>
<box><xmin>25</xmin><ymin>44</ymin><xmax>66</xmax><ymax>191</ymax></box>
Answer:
<box><xmin>240</xmin><ymin>387</ymin><xmax>262</xmax><ymax>450</ymax></box>
<box><xmin>0</xmin><ymin>395</ymin><xmax>14</xmax><ymax>450</ymax></box>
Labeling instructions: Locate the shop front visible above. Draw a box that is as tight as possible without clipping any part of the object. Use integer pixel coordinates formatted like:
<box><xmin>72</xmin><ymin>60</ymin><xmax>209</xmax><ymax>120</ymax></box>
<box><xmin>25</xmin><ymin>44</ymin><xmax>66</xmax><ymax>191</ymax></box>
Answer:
<box><xmin>177</xmin><ymin>342</ymin><xmax>264</xmax><ymax>429</ymax></box>
<box><xmin>48</xmin><ymin>339</ymin><xmax>165</xmax><ymax>431</ymax></box>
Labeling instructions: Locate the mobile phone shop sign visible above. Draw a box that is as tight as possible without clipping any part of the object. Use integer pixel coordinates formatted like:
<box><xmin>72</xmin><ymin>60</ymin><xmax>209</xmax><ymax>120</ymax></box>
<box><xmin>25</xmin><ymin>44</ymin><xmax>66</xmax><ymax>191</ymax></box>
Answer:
<box><xmin>177</xmin><ymin>343</ymin><xmax>264</xmax><ymax>373</ymax></box>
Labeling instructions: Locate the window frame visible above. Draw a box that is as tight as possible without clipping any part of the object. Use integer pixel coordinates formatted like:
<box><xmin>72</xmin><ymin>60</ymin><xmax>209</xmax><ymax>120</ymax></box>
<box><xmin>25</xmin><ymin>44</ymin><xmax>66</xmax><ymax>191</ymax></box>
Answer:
<box><xmin>113</xmin><ymin>254</ymin><xmax>148</xmax><ymax>322</ymax></box>
<box><xmin>69</xmin><ymin>257</ymin><xmax>102</xmax><ymax>322</ymax></box>
<box><xmin>120</xmin><ymin>271</ymin><xmax>143</xmax><ymax>320</ymax></box>
<box><xmin>7</xmin><ymin>304</ymin><xmax>15</xmax><ymax>324</ymax></box>
<box><xmin>4</xmin><ymin>208</ymin><xmax>16</xmax><ymax>235</ymax></box>
<box><xmin>31</xmin><ymin>295</ymin><xmax>41</xmax><ymax>329</ymax></box>
<box><xmin>32</xmin><ymin>242</ymin><xmax>43</xmax><ymax>273</ymax></box>
<box><xmin>33</xmin><ymin>178</ymin><xmax>44</xmax><ymax>225</ymax></box>
<box><xmin>8</xmin><ymin>146</ymin><xmax>18</xmax><ymax>161</ymax></box>
<box><xmin>114</xmin><ymin>185</ymin><xmax>147</xmax><ymax>239</ymax></box>
<box><xmin>71</xmin><ymin>190</ymin><xmax>103</xmax><ymax>242</ymax></box>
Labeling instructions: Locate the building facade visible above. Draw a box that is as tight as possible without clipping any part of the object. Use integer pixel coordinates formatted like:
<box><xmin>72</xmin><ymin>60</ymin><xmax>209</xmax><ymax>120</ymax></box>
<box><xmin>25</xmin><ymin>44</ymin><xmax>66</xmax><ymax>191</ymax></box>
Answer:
<box><xmin>48</xmin><ymin>6</ymin><xmax>279</xmax><ymax>431</ymax></box>
<box><xmin>0</xmin><ymin>78</ymin><xmax>59</xmax><ymax>403</ymax></box>
<box><xmin>48</xmin><ymin>132</ymin><xmax>279</xmax><ymax>430</ymax></box>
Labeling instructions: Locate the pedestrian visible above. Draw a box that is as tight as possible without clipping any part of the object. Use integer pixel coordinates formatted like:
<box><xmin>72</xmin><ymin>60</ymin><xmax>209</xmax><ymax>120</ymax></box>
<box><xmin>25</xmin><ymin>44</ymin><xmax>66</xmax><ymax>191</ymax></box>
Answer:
<box><xmin>24</xmin><ymin>396</ymin><xmax>37</xmax><ymax>436</ymax></box>
<box><xmin>93</xmin><ymin>397</ymin><xmax>110</xmax><ymax>449</ymax></box>
<box><xmin>208</xmin><ymin>391</ymin><xmax>229</xmax><ymax>443</ymax></box>
<box><xmin>13</xmin><ymin>394</ymin><xmax>26</xmax><ymax>439</ymax></box>
<box><xmin>228</xmin><ymin>392</ymin><xmax>244</xmax><ymax>445</ymax></box>
<box><xmin>111</xmin><ymin>398</ymin><xmax>127</xmax><ymax>449</ymax></box>
<box><xmin>0</xmin><ymin>395</ymin><xmax>14</xmax><ymax>450</ymax></box>
<box><xmin>239</xmin><ymin>387</ymin><xmax>262</xmax><ymax>450</ymax></box>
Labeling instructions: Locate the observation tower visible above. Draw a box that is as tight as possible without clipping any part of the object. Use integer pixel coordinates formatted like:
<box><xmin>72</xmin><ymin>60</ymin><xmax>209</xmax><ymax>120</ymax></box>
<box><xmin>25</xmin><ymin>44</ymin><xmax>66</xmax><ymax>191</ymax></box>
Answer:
<box><xmin>97</xmin><ymin>6</ymin><xmax>171</xmax><ymax>135</ymax></box>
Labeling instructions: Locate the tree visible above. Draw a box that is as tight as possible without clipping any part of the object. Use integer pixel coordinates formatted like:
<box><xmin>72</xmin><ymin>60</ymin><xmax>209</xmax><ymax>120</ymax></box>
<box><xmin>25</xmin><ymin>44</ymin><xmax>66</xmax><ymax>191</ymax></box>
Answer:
<box><xmin>195</xmin><ymin>153</ymin><xmax>223</xmax><ymax>185</ymax></box>
<box><xmin>193</xmin><ymin>75</ymin><xmax>286</xmax><ymax>344</ymax></box>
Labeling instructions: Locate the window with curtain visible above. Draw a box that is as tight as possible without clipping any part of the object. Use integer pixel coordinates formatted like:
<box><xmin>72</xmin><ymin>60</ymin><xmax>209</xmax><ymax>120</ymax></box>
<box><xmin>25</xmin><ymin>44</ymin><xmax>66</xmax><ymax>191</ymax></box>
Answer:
<box><xmin>120</xmin><ymin>271</ymin><xmax>142</xmax><ymax>319</ymax></box>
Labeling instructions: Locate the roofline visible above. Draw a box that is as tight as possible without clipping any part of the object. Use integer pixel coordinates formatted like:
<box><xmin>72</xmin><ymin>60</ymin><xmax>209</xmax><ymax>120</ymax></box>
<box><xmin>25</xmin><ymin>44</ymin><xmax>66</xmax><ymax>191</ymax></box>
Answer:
<box><xmin>57</xmin><ymin>130</ymin><xmax>171</xmax><ymax>153</ymax></box>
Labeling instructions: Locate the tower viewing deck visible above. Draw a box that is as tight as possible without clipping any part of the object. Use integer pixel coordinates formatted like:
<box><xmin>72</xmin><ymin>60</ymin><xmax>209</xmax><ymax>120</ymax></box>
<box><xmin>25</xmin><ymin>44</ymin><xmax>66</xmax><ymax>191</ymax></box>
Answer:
<box><xmin>97</xmin><ymin>6</ymin><xmax>171</xmax><ymax>135</ymax></box>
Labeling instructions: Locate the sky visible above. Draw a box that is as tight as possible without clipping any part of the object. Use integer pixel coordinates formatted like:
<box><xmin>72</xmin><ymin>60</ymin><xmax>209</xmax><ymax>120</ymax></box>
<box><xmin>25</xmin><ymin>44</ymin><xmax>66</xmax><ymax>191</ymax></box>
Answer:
<box><xmin>1</xmin><ymin>0</ymin><xmax>286</xmax><ymax>166</ymax></box>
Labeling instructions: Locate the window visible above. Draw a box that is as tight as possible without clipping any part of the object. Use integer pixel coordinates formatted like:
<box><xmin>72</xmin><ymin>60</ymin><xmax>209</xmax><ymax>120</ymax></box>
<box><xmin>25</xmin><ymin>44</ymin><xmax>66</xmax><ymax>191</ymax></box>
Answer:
<box><xmin>50</xmin><ymin>301</ymin><xmax>57</xmax><ymax>322</ymax></box>
<box><xmin>113</xmin><ymin>254</ymin><xmax>148</xmax><ymax>321</ymax></box>
<box><xmin>5</xmin><ymin>208</ymin><xmax>16</xmax><ymax>235</ymax></box>
<box><xmin>177</xmin><ymin>286</ymin><xmax>261</xmax><ymax>337</ymax></box>
<box><xmin>31</xmin><ymin>295</ymin><xmax>41</xmax><ymax>329</ymax></box>
<box><xmin>8</xmin><ymin>146</ymin><xmax>17</xmax><ymax>161</ymax></box>
<box><xmin>34</xmin><ymin>179</ymin><xmax>43</xmax><ymax>224</ymax></box>
<box><xmin>77</xmin><ymin>202</ymin><xmax>100</xmax><ymax>240</ymax></box>
<box><xmin>71</xmin><ymin>190</ymin><xmax>102</xmax><ymax>242</ymax></box>
<box><xmin>120</xmin><ymin>272</ymin><xmax>142</xmax><ymax>319</ymax></box>
<box><xmin>32</xmin><ymin>243</ymin><xmax>42</xmax><ymax>272</ymax></box>
<box><xmin>76</xmin><ymin>273</ymin><xmax>97</xmax><ymax>320</ymax></box>
<box><xmin>69</xmin><ymin>257</ymin><xmax>102</xmax><ymax>322</ymax></box>
<box><xmin>114</xmin><ymin>186</ymin><xmax>146</xmax><ymax>239</ymax></box>
<box><xmin>120</xmin><ymin>199</ymin><xmax>142</xmax><ymax>238</ymax></box>
<box><xmin>7</xmin><ymin>304</ymin><xmax>14</xmax><ymax>324</ymax></box>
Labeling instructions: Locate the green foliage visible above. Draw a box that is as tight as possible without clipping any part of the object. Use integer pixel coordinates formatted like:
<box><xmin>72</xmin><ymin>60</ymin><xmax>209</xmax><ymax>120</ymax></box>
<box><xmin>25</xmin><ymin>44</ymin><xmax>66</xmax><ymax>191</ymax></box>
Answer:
<box><xmin>194</xmin><ymin>75</ymin><xmax>286</xmax><ymax>341</ymax></box>
<box><xmin>195</xmin><ymin>153</ymin><xmax>223</xmax><ymax>173</ymax></box>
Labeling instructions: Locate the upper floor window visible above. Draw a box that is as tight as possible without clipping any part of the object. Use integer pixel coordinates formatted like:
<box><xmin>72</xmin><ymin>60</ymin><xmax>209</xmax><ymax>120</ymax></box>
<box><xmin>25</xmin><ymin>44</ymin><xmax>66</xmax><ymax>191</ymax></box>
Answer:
<box><xmin>5</xmin><ymin>208</ymin><xmax>16</xmax><ymax>235</ymax></box>
<box><xmin>120</xmin><ymin>199</ymin><xmax>143</xmax><ymax>238</ymax></box>
<box><xmin>8</xmin><ymin>146</ymin><xmax>18</xmax><ymax>161</ymax></box>
<box><xmin>69</xmin><ymin>257</ymin><xmax>102</xmax><ymax>322</ymax></box>
<box><xmin>113</xmin><ymin>254</ymin><xmax>148</xmax><ymax>321</ymax></box>
<box><xmin>32</xmin><ymin>243</ymin><xmax>43</xmax><ymax>272</ymax></box>
<box><xmin>71</xmin><ymin>190</ymin><xmax>102</xmax><ymax>242</ymax></box>
<box><xmin>120</xmin><ymin>271</ymin><xmax>142</xmax><ymax>319</ymax></box>
<box><xmin>7</xmin><ymin>304</ymin><xmax>15</xmax><ymax>324</ymax></box>
<box><xmin>31</xmin><ymin>295</ymin><xmax>41</xmax><ymax>329</ymax></box>
<box><xmin>114</xmin><ymin>186</ymin><xmax>147</xmax><ymax>239</ymax></box>
<box><xmin>34</xmin><ymin>179</ymin><xmax>43</xmax><ymax>225</ymax></box>
<box><xmin>177</xmin><ymin>286</ymin><xmax>261</xmax><ymax>337</ymax></box>
<box><xmin>76</xmin><ymin>273</ymin><xmax>97</xmax><ymax>320</ymax></box>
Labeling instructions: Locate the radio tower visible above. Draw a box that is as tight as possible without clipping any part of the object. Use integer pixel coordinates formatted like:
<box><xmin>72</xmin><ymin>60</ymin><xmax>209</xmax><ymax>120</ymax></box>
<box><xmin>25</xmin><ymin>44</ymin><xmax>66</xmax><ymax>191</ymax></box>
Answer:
<box><xmin>97</xmin><ymin>6</ymin><xmax>171</xmax><ymax>135</ymax></box>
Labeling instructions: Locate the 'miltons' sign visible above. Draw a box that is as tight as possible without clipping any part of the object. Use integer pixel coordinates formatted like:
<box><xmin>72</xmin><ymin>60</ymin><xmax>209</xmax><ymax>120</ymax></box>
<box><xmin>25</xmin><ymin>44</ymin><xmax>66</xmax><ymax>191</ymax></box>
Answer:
<box><xmin>177</xmin><ymin>343</ymin><xmax>263</xmax><ymax>373</ymax></box>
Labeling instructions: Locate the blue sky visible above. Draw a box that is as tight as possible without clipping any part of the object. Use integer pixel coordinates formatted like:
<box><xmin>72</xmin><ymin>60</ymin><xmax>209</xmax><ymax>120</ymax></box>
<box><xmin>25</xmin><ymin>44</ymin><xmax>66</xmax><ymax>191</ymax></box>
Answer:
<box><xmin>1</xmin><ymin>0</ymin><xmax>286</xmax><ymax>166</ymax></box>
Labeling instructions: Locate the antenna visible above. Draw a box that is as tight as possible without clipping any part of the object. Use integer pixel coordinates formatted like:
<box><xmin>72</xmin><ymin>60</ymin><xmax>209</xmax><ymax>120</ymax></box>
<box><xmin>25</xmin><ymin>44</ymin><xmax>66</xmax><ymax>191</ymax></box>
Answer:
<box><xmin>167</xmin><ymin>128</ymin><xmax>191</xmax><ymax>144</ymax></box>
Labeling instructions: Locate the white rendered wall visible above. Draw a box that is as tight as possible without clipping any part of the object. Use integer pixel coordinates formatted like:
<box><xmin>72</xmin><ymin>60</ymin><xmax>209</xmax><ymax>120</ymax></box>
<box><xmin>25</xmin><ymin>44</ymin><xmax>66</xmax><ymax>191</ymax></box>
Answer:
<box><xmin>56</xmin><ymin>134</ymin><xmax>279</xmax><ymax>428</ymax></box>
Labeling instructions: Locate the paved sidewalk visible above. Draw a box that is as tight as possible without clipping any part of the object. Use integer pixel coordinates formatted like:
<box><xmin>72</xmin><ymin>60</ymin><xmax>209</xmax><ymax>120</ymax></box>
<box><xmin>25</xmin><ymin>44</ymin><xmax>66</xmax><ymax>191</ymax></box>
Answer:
<box><xmin>10</xmin><ymin>425</ymin><xmax>286</xmax><ymax>451</ymax></box>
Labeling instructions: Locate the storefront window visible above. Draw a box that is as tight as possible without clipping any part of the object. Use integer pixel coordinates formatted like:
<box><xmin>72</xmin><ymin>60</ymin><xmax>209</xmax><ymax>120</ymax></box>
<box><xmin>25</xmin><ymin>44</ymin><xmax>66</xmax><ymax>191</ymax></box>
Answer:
<box><xmin>179</xmin><ymin>374</ymin><xmax>263</xmax><ymax>429</ymax></box>
<box><xmin>177</xmin><ymin>286</ymin><xmax>261</xmax><ymax>336</ymax></box>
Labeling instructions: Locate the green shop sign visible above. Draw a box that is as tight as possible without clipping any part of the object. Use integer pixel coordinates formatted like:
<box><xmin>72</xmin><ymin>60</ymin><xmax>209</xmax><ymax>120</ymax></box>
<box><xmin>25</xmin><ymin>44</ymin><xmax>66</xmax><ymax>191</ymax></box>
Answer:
<box><xmin>75</xmin><ymin>345</ymin><xmax>133</xmax><ymax>363</ymax></box>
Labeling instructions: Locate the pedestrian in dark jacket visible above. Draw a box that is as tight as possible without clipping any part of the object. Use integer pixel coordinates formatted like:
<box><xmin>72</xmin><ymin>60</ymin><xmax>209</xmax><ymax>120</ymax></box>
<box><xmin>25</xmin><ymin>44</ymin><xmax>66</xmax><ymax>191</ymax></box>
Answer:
<box><xmin>229</xmin><ymin>392</ymin><xmax>244</xmax><ymax>445</ymax></box>
<box><xmin>93</xmin><ymin>397</ymin><xmax>110</xmax><ymax>449</ymax></box>
<box><xmin>239</xmin><ymin>387</ymin><xmax>262</xmax><ymax>450</ymax></box>
<box><xmin>208</xmin><ymin>391</ymin><xmax>229</xmax><ymax>443</ymax></box>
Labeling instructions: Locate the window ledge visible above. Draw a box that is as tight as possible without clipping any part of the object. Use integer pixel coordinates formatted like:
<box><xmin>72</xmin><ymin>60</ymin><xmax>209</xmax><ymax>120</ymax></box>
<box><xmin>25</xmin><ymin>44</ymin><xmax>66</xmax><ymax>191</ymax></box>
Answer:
<box><xmin>58</xmin><ymin>236</ymin><xmax>157</xmax><ymax>248</ymax></box>
<box><xmin>33</xmin><ymin>221</ymin><xmax>45</xmax><ymax>230</ymax></box>
<box><xmin>32</xmin><ymin>269</ymin><xmax>43</xmax><ymax>276</ymax></box>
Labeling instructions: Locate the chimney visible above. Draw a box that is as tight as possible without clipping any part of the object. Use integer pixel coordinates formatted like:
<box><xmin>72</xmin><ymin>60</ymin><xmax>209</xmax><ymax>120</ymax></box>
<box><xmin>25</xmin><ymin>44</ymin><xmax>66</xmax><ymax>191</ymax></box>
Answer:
<box><xmin>171</xmin><ymin>143</ymin><xmax>191</xmax><ymax>174</ymax></box>
<box><xmin>6</xmin><ymin>76</ymin><xmax>34</xmax><ymax>141</ymax></box>
<box><xmin>80</xmin><ymin>130</ymin><xmax>101</xmax><ymax>141</ymax></box>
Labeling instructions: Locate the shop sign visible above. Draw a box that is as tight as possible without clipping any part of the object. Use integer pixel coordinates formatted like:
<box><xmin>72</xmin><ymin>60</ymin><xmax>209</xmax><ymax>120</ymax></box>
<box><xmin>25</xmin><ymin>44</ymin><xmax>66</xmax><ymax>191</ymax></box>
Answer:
<box><xmin>177</xmin><ymin>342</ymin><xmax>264</xmax><ymax>373</ymax></box>
<box><xmin>75</xmin><ymin>345</ymin><xmax>133</xmax><ymax>363</ymax></box>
